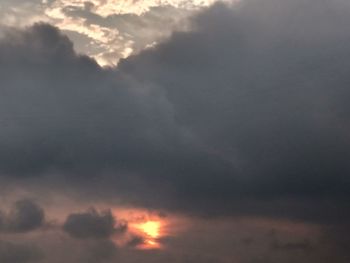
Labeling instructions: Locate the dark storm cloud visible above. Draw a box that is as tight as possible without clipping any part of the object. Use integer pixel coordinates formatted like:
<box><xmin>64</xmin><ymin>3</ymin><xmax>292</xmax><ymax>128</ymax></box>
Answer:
<box><xmin>0</xmin><ymin>22</ymin><xmax>193</xmax><ymax>175</ymax></box>
<box><xmin>0</xmin><ymin>0</ymin><xmax>350</xmax><ymax>225</ymax></box>
<box><xmin>63</xmin><ymin>208</ymin><xmax>124</xmax><ymax>239</ymax></box>
<box><xmin>0</xmin><ymin>199</ymin><xmax>45</xmax><ymax>233</ymax></box>
<box><xmin>0</xmin><ymin>22</ymin><xmax>234</xmax><ymax>214</ymax></box>
<box><xmin>119</xmin><ymin>0</ymin><xmax>350</xmax><ymax>218</ymax></box>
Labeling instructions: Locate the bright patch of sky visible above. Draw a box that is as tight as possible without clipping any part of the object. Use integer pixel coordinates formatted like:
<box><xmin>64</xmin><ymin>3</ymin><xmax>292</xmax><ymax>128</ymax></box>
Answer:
<box><xmin>0</xmin><ymin>0</ymin><xmax>222</xmax><ymax>66</ymax></box>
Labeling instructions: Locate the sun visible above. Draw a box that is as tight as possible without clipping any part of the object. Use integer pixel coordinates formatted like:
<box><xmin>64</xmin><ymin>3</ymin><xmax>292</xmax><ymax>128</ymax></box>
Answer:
<box><xmin>131</xmin><ymin>220</ymin><xmax>163</xmax><ymax>249</ymax></box>
<box><xmin>111</xmin><ymin>208</ymin><xmax>181</xmax><ymax>250</ymax></box>
<box><xmin>139</xmin><ymin>221</ymin><xmax>160</xmax><ymax>238</ymax></box>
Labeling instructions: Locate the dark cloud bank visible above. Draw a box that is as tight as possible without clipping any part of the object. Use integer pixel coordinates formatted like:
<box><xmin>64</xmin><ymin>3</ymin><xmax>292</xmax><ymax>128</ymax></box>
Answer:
<box><xmin>1</xmin><ymin>0</ymin><xmax>350</xmax><ymax>262</ymax></box>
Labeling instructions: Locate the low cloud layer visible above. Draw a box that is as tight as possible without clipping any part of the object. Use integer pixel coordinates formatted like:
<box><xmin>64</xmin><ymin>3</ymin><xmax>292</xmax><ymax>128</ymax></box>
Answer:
<box><xmin>0</xmin><ymin>241</ymin><xmax>42</xmax><ymax>263</ymax></box>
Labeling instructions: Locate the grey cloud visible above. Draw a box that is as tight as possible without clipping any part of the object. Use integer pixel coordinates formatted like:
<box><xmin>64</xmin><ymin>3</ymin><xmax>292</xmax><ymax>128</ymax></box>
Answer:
<box><xmin>119</xmin><ymin>0</ymin><xmax>350</xmax><ymax>219</ymax></box>
<box><xmin>0</xmin><ymin>211</ymin><xmax>4</xmax><ymax>230</ymax></box>
<box><xmin>318</xmin><ymin>223</ymin><xmax>350</xmax><ymax>263</ymax></box>
<box><xmin>0</xmin><ymin>199</ymin><xmax>45</xmax><ymax>233</ymax></box>
<box><xmin>0</xmin><ymin>22</ymin><xmax>233</xmax><ymax>216</ymax></box>
<box><xmin>82</xmin><ymin>240</ymin><xmax>118</xmax><ymax>263</ymax></box>
<box><xmin>0</xmin><ymin>0</ymin><xmax>45</xmax><ymax>28</ymax></box>
<box><xmin>0</xmin><ymin>241</ymin><xmax>42</xmax><ymax>263</ymax></box>
<box><xmin>0</xmin><ymin>22</ymin><xmax>186</xmax><ymax>176</ymax></box>
<box><xmin>270</xmin><ymin>239</ymin><xmax>313</xmax><ymax>251</ymax></box>
<box><xmin>63</xmin><ymin>208</ymin><xmax>124</xmax><ymax>239</ymax></box>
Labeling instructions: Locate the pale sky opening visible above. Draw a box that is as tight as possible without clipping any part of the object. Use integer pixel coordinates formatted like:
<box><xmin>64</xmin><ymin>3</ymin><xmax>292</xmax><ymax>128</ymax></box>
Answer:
<box><xmin>0</xmin><ymin>0</ymin><xmax>228</xmax><ymax>66</ymax></box>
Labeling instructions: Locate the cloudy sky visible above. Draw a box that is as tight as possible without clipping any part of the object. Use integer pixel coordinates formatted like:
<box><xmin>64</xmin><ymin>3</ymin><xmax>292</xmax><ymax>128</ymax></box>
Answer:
<box><xmin>0</xmin><ymin>0</ymin><xmax>350</xmax><ymax>262</ymax></box>
<box><xmin>0</xmin><ymin>0</ymin><xmax>222</xmax><ymax>65</ymax></box>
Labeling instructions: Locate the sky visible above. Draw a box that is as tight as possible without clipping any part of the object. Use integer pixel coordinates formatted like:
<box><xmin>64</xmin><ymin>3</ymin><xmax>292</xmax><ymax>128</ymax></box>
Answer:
<box><xmin>0</xmin><ymin>0</ymin><xmax>221</xmax><ymax>65</ymax></box>
<box><xmin>0</xmin><ymin>0</ymin><xmax>350</xmax><ymax>262</ymax></box>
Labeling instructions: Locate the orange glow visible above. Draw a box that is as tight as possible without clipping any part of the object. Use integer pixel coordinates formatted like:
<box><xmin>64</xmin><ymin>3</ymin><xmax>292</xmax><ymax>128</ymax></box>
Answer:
<box><xmin>140</xmin><ymin>238</ymin><xmax>161</xmax><ymax>249</ymax></box>
<box><xmin>110</xmin><ymin>207</ymin><xmax>187</xmax><ymax>250</ymax></box>
<box><xmin>131</xmin><ymin>220</ymin><xmax>163</xmax><ymax>249</ymax></box>
<box><xmin>138</xmin><ymin>221</ymin><xmax>160</xmax><ymax>238</ymax></box>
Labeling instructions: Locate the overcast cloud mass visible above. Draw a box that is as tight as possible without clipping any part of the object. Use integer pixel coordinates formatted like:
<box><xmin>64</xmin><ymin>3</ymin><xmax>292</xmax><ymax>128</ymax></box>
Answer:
<box><xmin>0</xmin><ymin>0</ymin><xmax>350</xmax><ymax>262</ymax></box>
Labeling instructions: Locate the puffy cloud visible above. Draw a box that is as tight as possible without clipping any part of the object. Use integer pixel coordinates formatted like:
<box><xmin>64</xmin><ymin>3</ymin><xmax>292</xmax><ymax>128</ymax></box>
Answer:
<box><xmin>0</xmin><ymin>199</ymin><xmax>45</xmax><ymax>233</ymax></box>
<box><xmin>63</xmin><ymin>208</ymin><xmax>125</xmax><ymax>239</ymax></box>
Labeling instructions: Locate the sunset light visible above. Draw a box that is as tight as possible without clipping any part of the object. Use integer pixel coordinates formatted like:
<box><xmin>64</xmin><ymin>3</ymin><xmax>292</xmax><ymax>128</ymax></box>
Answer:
<box><xmin>133</xmin><ymin>220</ymin><xmax>163</xmax><ymax>249</ymax></box>
<box><xmin>111</xmin><ymin>208</ymin><xmax>171</xmax><ymax>250</ymax></box>
<box><xmin>139</xmin><ymin>221</ymin><xmax>160</xmax><ymax>238</ymax></box>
